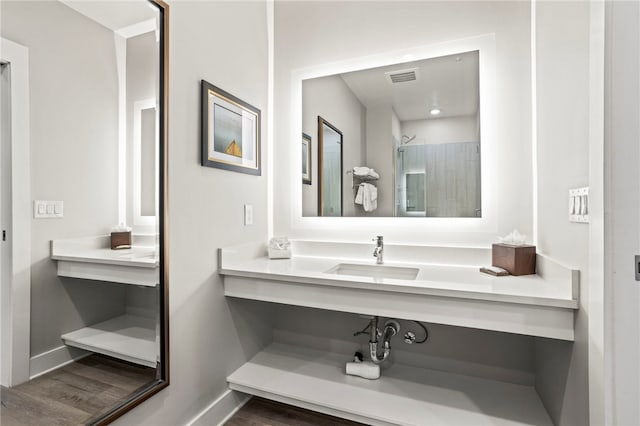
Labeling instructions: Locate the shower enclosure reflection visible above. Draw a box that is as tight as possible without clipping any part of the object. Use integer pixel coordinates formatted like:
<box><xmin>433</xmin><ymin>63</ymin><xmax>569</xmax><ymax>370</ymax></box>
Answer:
<box><xmin>395</xmin><ymin>142</ymin><xmax>481</xmax><ymax>217</ymax></box>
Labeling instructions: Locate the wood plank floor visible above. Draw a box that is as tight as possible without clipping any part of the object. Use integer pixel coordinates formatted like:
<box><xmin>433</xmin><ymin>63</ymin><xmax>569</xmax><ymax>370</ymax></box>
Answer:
<box><xmin>225</xmin><ymin>397</ymin><xmax>365</xmax><ymax>426</ymax></box>
<box><xmin>1</xmin><ymin>354</ymin><xmax>156</xmax><ymax>426</ymax></box>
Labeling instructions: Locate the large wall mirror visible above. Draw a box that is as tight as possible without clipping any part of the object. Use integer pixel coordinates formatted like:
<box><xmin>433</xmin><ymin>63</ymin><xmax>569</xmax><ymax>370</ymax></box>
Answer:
<box><xmin>302</xmin><ymin>50</ymin><xmax>481</xmax><ymax>218</ymax></box>
<box><xmin>0</xmin><ymin>0</ymin><xmax>169</xmax><ymax>424</ymax></box>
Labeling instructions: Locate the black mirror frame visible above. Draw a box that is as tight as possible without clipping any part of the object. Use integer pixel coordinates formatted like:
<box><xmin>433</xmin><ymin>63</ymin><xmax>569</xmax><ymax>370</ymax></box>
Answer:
<box><xmin>90</xmin><ymin>1</ymin><xmax>169</xmax><ymax>423</ymax></box>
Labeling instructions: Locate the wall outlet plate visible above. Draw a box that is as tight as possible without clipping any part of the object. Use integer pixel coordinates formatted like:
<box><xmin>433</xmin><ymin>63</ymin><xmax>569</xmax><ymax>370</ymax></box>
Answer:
<box><xmin>569</xmin><ymin>187</ymin><xmax>589</xmax><ymax>223</ymax></box>
<box><xmin>244</xmin><ymin>204</ymin><xmax>253</xmax><ymax>226</ymax></box>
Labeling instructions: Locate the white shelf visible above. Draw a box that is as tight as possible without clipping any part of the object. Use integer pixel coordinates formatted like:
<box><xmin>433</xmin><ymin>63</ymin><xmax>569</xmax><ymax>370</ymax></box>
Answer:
<box><xmin>52</xmin><ymin>236</ymin><xmax>159</xmax><ymax>287</ymax></box>
<box><xmin>228</xmin><ymin>343</ymin><xmax>552</xmax><ymax>426</ymax></box>
<box><xmin>62</xmin><ymin>314</ymin><xmax>158</xmax><ymax>368</ymax></box>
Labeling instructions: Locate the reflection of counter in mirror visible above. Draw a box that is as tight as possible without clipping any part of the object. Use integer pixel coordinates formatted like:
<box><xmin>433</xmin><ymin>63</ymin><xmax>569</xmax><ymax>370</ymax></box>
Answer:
<box><xmin>302</xmin><ymin>50</ymin><xmax>481</xmax><ymax>218</ymax></box>
<box><xmin>0</xmin><ymin>0</ymin><xmax>169</xmax><ymax>424</ymax></box>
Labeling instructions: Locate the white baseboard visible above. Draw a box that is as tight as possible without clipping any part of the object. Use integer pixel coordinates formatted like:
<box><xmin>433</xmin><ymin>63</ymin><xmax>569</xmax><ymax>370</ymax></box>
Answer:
<box><xmin>29</xmin><ymin>345</ymin><xmax>91</xmax><ymax>380</ymax></box>
<box><xmin>186</xmin><ymin>389</ymin><xmax>250</xmax><ymax>426</ymax></box>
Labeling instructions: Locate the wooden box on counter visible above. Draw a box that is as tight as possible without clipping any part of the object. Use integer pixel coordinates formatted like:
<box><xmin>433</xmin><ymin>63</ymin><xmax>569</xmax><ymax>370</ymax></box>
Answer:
<box><xmin>491</xmin><ymin>243</ymin><xmax>536</xmax><ymax>276</ymax></box>
<box><xmin>110</xmin><ymin>231</ymin><xmax>131</xmax><ymax>250</ymax></box>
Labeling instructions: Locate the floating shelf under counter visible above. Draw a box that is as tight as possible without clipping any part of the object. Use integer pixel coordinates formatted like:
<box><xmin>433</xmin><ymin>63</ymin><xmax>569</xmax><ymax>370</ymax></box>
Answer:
<box><xmin>51</xmin><ymin>235</ymin><xmax>159</xmax><ymax>287</ymax></box>
<box><xmin>62</xmin><ymin>314</ymin><xmax>157</xmax><ymax>368</ymax></box>
<box><xmin>228</xmin><ymin>343</ymin><xmax>552</xmax><ymax>426</ymax></box>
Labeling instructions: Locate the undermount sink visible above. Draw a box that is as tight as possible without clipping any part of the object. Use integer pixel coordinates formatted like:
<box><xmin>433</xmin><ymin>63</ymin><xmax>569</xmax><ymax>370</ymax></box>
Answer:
<box><xmin>325</xmin><ymin>263</ymin><xmax>419</xmax><ymax>281</ymax></box>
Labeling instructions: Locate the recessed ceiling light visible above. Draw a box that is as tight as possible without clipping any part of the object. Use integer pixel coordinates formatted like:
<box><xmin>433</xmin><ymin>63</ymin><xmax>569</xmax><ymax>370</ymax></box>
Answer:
<box><xmin>430</xmin><ymin>108</ymin><xmax>441</xmax><ymax>116</ymax></box>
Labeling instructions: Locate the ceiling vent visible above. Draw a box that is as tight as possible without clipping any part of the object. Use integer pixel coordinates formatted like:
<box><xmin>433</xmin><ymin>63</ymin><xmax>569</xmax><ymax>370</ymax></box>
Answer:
<box><xmin>385</xmin><ymin>68</ymin><xmax>419</xmax><ymax>84</ymax></box>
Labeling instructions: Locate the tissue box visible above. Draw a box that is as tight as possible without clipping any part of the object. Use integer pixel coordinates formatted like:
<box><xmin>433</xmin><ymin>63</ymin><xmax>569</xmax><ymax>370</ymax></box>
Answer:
<box><xmin>111</xmin><ymin>231</ymin><xmax>131</xmax><ymax>250</ymax></box>
<box><xmin>268</xmin><ymin>247</ymin><xmax>291</xmax><ymax>259</ymax></box>
<box><xmin>492</xmin><ymin>243</ymin><xmax>536</xmax><ymax>276</ymax></box>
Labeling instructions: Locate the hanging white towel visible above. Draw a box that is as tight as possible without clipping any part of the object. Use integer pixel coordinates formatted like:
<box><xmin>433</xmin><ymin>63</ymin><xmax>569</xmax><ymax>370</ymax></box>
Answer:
<box><xmin>361</xmin><ymin>183</ymin><xmax>377</xmax><ymax>212</ymax></box>
<box><xmin>355</xmin><ymin>184</ymin><xmax>364</xmax><ymax>205</ymax></box>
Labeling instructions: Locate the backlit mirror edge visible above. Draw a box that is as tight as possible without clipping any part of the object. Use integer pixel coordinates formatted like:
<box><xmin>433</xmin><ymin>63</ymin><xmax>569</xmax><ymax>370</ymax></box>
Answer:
<box><xmin>90</xmin><ymin>0</ymin><xmax>169</xmax><ymax>424</ymax></box>
<box><xmin>287</xmin><ymin>34</ymin><xmax>499</xmax><ymax>242</ymax></box>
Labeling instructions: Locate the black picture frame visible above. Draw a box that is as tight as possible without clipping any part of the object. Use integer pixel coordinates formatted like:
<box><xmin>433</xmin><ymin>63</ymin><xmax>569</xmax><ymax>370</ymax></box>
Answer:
<box><xmin>302</xmin><ymin>132</ymin><xmax>312</xmax><ymax>185</ymax></box>
<box><xmin>201</xmin><ymin>80</ymin><xmax>261</xmax><ymax>175</ymax></box>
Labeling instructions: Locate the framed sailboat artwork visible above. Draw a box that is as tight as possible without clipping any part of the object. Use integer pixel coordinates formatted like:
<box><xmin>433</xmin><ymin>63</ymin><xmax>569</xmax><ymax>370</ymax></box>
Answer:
<box><xmin>201</xmin><ymin>80</ymin><xmax>261</xmax><ymax>175</ymax></box>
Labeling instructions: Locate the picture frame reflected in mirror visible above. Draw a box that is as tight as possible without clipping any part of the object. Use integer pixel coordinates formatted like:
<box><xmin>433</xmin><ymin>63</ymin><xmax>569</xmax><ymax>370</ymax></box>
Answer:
<box><xmin>302</xmin><ymin>132</ymin><xmax>312</xmax><ymax>185</ymax></box>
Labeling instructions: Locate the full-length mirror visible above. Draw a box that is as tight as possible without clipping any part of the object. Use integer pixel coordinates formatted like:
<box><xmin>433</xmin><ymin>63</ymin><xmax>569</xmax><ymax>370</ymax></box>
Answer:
<box><xmin>0</xmin><ymin>0</ymin><xmax>168</xmax><ymax>424</ymax></box>
<box><xmin>302</xmin><ymin>50</ymin><xmax>481</xmax><ymax>217</ymax></box>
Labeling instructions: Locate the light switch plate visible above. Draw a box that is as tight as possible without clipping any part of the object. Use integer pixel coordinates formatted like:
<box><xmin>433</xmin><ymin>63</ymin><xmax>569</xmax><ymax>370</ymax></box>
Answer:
<box><xmin>569</xmin><ymin>187</ymin><xmax>589</xmax><ymax>223</ymax></box>
<box><xmin>34</xmin><ymin>200</ymin><xmax>63</xmax><ymax>218</ymax></box>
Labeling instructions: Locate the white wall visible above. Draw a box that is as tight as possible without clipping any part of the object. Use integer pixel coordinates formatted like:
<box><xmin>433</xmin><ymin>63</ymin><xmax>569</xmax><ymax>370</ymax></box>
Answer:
<box><xmin>401</xmin><ymin>115</ymin><xmax>478</xmax><ymax>145</ymax></box>
<box><xmin>605</xmin><ymin>1</ymin><xmax>640</xmax><ymax>424</ymax></box>
<box><xmin>301</xmin><ymin>75</ymin><xmax>366</xmax><ymax>217</ymax></box>
<box><xmin>274</xmin><ymin>0</ymin><xmax>532</xmax><ymax>245</ymax></box>
<box><xmin>533</xmin><ymin>2</ymin><xmax>593</xmax><ymax>425</ymax></box>
<box><xmin>113</xmin><ymin>2</ymin><xmax>275</xmax><ymax>424</ymax></box>
<box><xmin>0</xmin><ymin>1</ymin><xmax>128</xmax><ymax>358</ymax></box>
<box><xmin>273</xmin><ymin>3</ymin><xmax>541</xmax><ymax>417</ymax></box>
<box><xmin>391</xmin><ymin>108</ymin><xmax>400</xmax><ymax>143</ymax></box>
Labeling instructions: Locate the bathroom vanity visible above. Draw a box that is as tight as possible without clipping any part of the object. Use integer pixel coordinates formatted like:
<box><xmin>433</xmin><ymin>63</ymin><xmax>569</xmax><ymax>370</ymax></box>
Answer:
<box><xmin>221</xmin><ymin>240</ymin><xmax>578</xmax><ymax>425</ymax></box>
<box><xmin>51</xmin><ymin>235</ymin><xmax>160</xmax><ymax>367</ymax></box>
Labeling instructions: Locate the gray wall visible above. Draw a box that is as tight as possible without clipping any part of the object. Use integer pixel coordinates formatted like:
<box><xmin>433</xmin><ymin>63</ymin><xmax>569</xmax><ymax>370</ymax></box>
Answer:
<box><xmin>365</xmin><ymin>106</ymin><xmax>394</xmax><ymax>216</ymax></box>
<box><xmin>534</xmin><ymin>2</ymin><xmax>592</xmax><ymax>425</ymax></box>
<box><xmin>1</xmin><ymin>1</ymin><xmax>126</xmax><ymax>357</ymax></box>
<box><xmin>401</xmin><ymin>115</ymin><xmax>478</xmax><ymax>145</ymax></box>
<box><xmin>302</xmin><ymin>75</ymin><xmax>366</xmax><ymax>217</ymax></box>
<box><xmin>605</xmin><ymin>1</ymin><xmax>640</xmax><ymax>423</ymax></box>
<box><xmin>273</xmin><ymin>307</ymin><xmax>536</xmax><ymax>385</ymax></box>
<box><xmin>113</xmin><ymin>2</ymin><xmax>275</xmax><ymax>424</ymax></box>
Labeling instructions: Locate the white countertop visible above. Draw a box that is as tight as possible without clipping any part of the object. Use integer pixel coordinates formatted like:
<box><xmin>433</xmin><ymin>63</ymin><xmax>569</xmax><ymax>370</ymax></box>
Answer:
<box><xmin>51</xmin><ymin>235</ymin><xmax>158</xmax><ymax>269</ymax></box>
<box><xmin>219</xmin><ymin>241</ymin><xmax>579</xmax><ymax>340</ymax></box>
<box><xmin>220</xmin><ymin>250</ymin><xmax>577</xmax><ymax>309</ymax></box>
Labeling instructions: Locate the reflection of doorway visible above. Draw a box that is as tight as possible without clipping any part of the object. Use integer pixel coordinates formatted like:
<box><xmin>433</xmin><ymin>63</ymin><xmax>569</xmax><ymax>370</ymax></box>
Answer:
<box><xmin>1</xmin><ymin>37</ymin><xmax>31</xmax><ymax>387</ymax></box>
<box><xmin>317</xmin><ymin>116</ymin><xmax>343</xmax><ymax>217</ymax></box>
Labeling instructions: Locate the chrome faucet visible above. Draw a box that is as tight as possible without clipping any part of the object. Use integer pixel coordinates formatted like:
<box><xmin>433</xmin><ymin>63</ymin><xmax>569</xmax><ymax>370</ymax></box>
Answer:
<box><xmin>372</xmin><ymin>235</ymin><xmax>384</xmax><ymax>264</ymax></box>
